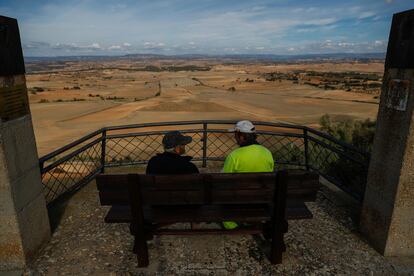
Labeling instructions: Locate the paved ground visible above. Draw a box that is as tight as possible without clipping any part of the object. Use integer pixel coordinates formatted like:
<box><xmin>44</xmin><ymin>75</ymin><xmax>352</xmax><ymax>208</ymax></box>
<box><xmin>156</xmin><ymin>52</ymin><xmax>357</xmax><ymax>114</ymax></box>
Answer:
<box><xmin>23</xmin><ymin>168</ymin><xmax>413</xmax><ymax>275</ymax></box>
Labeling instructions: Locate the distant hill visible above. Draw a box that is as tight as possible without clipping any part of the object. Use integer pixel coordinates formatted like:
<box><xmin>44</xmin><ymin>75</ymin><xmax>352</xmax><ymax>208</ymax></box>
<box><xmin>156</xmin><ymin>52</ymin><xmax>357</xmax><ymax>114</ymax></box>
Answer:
<box><xmin>24</xmin><ymin>52</ymin><xmax>385</xmax><ymax>63</ymax></box>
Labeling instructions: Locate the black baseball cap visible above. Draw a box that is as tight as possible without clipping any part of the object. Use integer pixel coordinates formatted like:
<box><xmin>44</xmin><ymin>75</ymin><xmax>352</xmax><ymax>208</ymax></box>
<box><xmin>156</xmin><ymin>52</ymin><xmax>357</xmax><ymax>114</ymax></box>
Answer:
<box><xmin>162</xmin><ymin>131</ymin><xmax>192</xmax><ymax>149</ymax></box>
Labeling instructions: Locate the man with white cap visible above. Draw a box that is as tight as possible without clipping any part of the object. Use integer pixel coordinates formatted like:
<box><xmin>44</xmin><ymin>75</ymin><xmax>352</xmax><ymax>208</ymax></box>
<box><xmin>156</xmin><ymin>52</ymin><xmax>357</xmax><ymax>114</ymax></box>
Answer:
<box><xmin>223</xmin><ymin>120</ymin><xmax>274</xmax><ymax>173</ymax></box>
<box><xmin>222</xmin><ymin>120</ymin><xmax>274</xmax><ymax>229</ymax></box>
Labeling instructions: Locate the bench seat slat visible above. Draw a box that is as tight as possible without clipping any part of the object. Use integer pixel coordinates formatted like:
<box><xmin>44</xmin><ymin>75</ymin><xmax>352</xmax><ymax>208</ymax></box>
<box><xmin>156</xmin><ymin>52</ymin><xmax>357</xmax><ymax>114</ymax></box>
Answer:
<box><xmin>103</xmin><ymin>202</ymin><xmax>313</xmax><ymax>223</ymax></box>
<box><xmin>155</xmin><ymin>228</ymin><xmax>263</xmax><ymax>235</ymax></box>
<box><xmin>104</xmin><ymin>205</ymin><xmax>270</xmax><ymax>223</ymax></box>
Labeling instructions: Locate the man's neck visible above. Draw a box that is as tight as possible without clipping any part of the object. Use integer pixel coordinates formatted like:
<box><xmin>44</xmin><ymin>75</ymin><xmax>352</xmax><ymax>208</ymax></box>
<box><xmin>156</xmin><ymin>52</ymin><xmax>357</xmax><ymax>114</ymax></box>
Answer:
<box><xmin>163</xmin><ymin>151</ymin><xmax>180</xmax><ymax>155</ymax></box>
<box><xmin>239</xmin><ymin>141</ymin><xmax>258</xmax><ymax>147</ymax></box>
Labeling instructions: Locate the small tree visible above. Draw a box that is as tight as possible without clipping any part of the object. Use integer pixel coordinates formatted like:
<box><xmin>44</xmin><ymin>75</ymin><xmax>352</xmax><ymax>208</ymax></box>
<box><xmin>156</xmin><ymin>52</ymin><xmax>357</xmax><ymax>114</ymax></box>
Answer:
<box><xmin>319</xmin><ymin>114</ymin><xmax>375</xmax><ymax>151</ymax></box>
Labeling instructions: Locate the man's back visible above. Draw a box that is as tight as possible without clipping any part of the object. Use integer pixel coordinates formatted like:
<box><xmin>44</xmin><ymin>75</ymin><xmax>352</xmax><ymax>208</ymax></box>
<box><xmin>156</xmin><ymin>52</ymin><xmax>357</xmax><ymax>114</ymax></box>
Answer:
<box><xmin>223</xmin><ymin>144</ymin><xmax>274</xmax><ymax>173</ymax></box>
<box><xmin>146</xmin><ymin>152</ymin><xmax>199</xmax><ymax>175</ymax></box>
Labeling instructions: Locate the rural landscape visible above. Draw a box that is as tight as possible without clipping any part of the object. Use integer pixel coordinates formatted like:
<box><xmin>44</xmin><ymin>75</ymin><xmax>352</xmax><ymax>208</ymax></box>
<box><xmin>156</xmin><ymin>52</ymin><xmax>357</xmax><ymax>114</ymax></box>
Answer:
<box><xmin>25</xmin><ymin>55</ymin><xmax>383</xmax><ymax>156</ymax></box>
<box><xmin>3</xmin><ymin>0</ymin><xmax>414</xmax><ymax>274</ymax></box>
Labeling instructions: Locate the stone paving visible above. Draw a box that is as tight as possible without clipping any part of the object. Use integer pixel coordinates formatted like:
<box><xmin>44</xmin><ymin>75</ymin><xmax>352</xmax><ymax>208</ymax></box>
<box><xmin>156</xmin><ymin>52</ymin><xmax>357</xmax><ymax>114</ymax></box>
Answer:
<box><xmin>23</xmin><ymin>168</ymin><xmax>413</xmax><ymax>275</ymax></box>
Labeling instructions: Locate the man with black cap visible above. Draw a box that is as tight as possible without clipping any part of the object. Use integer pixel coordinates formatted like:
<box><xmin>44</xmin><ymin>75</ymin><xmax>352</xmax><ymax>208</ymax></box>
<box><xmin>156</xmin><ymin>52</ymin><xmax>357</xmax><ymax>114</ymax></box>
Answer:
<box><xmin>146</xmin><ymin>131</ymin><xmax>199</xmax><ymax>174</ymax></box>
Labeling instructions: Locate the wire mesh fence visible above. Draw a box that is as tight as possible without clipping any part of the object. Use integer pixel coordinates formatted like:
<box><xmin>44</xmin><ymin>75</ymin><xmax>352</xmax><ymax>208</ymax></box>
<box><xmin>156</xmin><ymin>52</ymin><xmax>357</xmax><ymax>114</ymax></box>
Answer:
<box><xmin>40</xmin><ymin>135</ymin><xmax>103</xmax><ymax>204</ymax></box>
<box><xmin>39</xmin><ymin>120</ymin><xmax>370</xmax><ymax>206</ymax></box>
<box><xmin>306</xmin><ymin>129</ymin><xmax>370</xmax><ymax>201</ymax></box>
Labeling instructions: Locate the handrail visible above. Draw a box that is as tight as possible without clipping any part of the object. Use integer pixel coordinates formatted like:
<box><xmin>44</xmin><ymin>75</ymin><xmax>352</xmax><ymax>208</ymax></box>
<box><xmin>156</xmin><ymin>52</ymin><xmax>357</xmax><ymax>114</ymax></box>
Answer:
<box><xmin>103</xmin><ymin>120</ymin><xmax>304</xmax><ymax>131</ymax></box>
<box><xmin>105</xmin><ymin>129</ymin><xmax>305</xmax><ymax>140</ymax></box>
<box><xmin>39</xmin><ymin>128</ymin><xmax>104</xmax><ymax>163</ymax></box>
<box><xmin>304</xmin><ymin>126</ymin><xmax>370</xmax><ymax>157</ymax></box>
<box><xmin>307</xmin><ymin>136</ymin><xmax>367</xmax><ymax>166</ymax></box>
<box><xmin>42</xmin><ymin>137</ymin><xmax>103</xmax><ymax>173</ymax></box>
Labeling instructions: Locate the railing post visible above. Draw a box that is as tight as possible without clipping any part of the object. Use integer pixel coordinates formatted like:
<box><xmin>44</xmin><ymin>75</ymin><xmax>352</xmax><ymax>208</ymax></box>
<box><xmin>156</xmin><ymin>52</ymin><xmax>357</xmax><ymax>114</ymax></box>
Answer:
<box><xmin>101</xmin><ymin>129</ymin><xmax>107</xmax><ymax>173</ymax></box>
<box><xmin>39</xmin><ymin>160</ymin><xmax>44</xmax><ymax>183</ymax></box>
<box><xmin>202</xmin><ymin>123</ymin><xmax>208</xmax><ymax>168</ymax></box>
<box><xmin>304</xmin><ymin>128</ymin><xmax>310</xmax><ymax>171</ymax></box>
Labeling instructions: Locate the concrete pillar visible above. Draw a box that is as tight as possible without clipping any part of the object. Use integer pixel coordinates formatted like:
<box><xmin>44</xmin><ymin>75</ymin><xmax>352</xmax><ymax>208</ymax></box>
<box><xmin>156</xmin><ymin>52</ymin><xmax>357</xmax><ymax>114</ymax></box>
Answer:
<box><xmin>361</xmin><ymin>9</ymin><xmax>414</xmax><ymax>256</ymax></box>
<box><xmin>0</xmin><ymin>16</ymin><xmax>50</xmax><ymax>270</ymax></box>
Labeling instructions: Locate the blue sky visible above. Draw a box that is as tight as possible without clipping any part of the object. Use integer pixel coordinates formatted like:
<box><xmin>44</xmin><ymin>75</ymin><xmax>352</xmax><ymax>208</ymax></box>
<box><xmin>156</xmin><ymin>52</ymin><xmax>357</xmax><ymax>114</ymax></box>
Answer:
<box><xmin>0</xmin><ymin>0</ymin><xmax>413</xmax><ymax>56</ymax></box>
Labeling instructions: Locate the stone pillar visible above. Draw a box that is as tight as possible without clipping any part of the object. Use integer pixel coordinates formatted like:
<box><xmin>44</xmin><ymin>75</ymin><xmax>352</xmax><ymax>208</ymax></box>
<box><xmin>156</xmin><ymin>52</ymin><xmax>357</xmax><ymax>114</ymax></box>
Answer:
<box><xmin>360</xmin><ymin>9</ymin><xmax>414</xmax><ymax>256</ymax></box>
<box><xmin>0</xmin><ymin>15</ymin><xmax>50</xmax><ymax>270</ymax></box>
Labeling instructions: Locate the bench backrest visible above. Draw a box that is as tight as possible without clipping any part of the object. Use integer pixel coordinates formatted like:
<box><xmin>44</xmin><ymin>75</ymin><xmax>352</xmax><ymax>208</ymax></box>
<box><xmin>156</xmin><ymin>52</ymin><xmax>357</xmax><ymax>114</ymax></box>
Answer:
<box><xmin>98</xmin><ymin>173</ymin><xmax>279</xmax><ymax>205</ymax></box>
<box><xmin>96</xmin><ymin>170</ymin><xmax>319</xmax><ymax>207</ymax></box>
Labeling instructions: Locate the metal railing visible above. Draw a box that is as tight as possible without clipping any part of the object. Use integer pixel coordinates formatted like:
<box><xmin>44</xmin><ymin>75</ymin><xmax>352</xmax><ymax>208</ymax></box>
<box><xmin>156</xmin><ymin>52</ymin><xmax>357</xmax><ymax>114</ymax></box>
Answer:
<box><xmin>39</xmin><ymin>120</ymin><xmax>370</xmax><ymax>206</ymax></box>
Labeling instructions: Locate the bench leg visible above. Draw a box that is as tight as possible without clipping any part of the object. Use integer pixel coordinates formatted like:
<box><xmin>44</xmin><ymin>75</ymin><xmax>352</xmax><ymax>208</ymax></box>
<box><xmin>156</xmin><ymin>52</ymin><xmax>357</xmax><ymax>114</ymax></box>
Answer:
<box><xmin>270</xmin><ymin>230</ymin><xmax>283</xmax><ymax>264</ymax></box>
<box><xmin>269</xmin><ymin>170</ymin><xmax>288</xmax><ymax>264</ymax></box>
<box><xmin>130</xmin><ymin>223</ymin><xmax>155</xmax><ymax>242</ymax></box>
<box><xmin>128</xmin><ymin>174</ymin><xmax>150</xmax><ymax>267</ymax></box>
<box><xmin>134</xmin><ymin>235</ymin><xmax>149</xmax><ymax>267</ymax></box>
<box><xmin>269</xmin><ymin>218</ymin><xmax>288</xmax><ymax>264</ymax></box>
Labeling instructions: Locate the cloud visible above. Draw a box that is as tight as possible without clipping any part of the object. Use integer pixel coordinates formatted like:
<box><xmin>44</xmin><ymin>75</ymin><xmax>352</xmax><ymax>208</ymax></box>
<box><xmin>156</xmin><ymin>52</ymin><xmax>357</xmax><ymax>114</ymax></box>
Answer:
<box><xmin>52</xmin><ymin>42</ymin><xmax>101</xmax><ymax>50</ymax></box>
<box><xmin>23</xmin><ymin>41</ymin><xmax>50</xmax><ymax>49</ymax></box>
<box><xmin>89</xmin><ymin>43</ymin><xmax>101</xmax><ymax>49</ymax></box>
<box><xmin>51</xmin><ymin>43</ymin><xmax>79</xmax><ymax>50</ymax></box>
<box><xmin>374</xmin><ymin>40</ymin><xmax>386</xmax><ymax>46</ymax></box>
<box><xmin>108</xmin><ymin>43</ymin><xmax>132</xmax><ymax>51</ymax></box>
<box><xmin>304</xmin><ymin>18</ymin><xmax>337</xmax><ymax>26</ymax></box>
<box><xmin>143</xmin><ymin>42</ymin><xmax>166</xmax><ymax>50</ymax></box>
<box><xmin>15</xmin><ymin>0</ymin><xmax>412</xmax><ymax>56</ymax></box>
<box><xmin>358</xmin><ymin>11</ymin><xmax>376</xmax><ymax>19</ymax></box>
<box><xmin>294</xmin><ymin>40</ymin><xmax>387</xmax><ymax>54</ymax></box>
<box><xmin>23</xmin><ymin>41</ymin><xmax>106</xmax><ymax>55</ymax></box>
<box><xmin>108</xmin><ymin>45</ymin><xmax>122</xmax><ymax>50</ymax></box>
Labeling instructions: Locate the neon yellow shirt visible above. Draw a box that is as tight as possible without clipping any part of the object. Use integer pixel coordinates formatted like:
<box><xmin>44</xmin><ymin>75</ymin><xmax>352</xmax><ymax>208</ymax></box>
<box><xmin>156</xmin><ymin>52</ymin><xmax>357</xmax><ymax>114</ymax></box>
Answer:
<box><xmin>222</xmin><ymin>144</ymin><xmax>274</xmax><ymax>229</ymax></box>
<box><xmin>223</xmin><ymin>144</ymin><xmax>274</xmax><ymax>173</ymax></box>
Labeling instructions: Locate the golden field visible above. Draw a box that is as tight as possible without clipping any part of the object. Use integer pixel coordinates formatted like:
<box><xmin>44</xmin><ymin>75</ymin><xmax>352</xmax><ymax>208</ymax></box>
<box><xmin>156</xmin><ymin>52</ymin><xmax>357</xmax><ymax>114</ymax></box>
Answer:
<box><xmin>26</xmin><ymin>59</ymin><xmax>383</xmax><ymax>156</ymax></box>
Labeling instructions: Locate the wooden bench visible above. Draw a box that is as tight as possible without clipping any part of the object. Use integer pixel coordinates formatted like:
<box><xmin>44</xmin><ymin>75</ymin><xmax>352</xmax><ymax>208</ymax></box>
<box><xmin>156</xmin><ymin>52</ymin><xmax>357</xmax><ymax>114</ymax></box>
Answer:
<box><xmin>96</xmin><ymin>170</ymin><xmax>320</xmax><ymax>267</ymax></box>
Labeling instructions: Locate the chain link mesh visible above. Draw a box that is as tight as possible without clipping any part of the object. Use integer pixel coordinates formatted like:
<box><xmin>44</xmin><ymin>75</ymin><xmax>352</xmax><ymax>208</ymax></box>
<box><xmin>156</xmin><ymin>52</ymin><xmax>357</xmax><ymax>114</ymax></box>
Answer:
<box><xmin>105</xmin><ymin>132</ymin><xmax>204</xmax><ymax>166</ymax></box>
<box><xmin>307</xmin><ymin>135</ymin><xmax>369</xmax><ymax>200</ymax></box>
<box><xmin>41</xmin><ymin>140</ymin><xmax>102</xmax><ymax>204</ymax></box>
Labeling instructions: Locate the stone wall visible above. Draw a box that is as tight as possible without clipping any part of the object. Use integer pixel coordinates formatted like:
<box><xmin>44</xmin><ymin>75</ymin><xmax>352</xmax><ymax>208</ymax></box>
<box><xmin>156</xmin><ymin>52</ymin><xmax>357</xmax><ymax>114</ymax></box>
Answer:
<box><xmin>0</xmin><ymin>75</ymin><xmax>50</xmax><ymax>270</ymax></box>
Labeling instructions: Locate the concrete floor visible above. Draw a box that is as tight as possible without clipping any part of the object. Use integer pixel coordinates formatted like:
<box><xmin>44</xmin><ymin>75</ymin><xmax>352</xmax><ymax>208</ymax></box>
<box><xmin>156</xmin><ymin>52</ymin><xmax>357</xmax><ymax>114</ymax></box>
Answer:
<box><xmin>22</xmin><ymin>166</ymin><xmax>414</xmax><ymax>275</ymax></box>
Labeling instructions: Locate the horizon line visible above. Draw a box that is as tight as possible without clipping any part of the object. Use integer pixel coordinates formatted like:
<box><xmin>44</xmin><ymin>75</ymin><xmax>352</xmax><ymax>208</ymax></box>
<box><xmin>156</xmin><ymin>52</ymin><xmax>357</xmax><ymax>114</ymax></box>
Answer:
<box><xmin>24</xmin><ymin>52</ymin><xmax>386</xmax><ymax>59</ymax></box>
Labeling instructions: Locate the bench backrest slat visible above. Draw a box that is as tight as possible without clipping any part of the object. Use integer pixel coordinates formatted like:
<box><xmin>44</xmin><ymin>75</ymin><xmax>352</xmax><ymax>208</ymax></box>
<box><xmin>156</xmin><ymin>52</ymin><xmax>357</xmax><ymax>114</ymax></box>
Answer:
<box><xmin>209</xmin><ymin>173</ymin><xmax>274</xmax><ymax>204</ymax></box>
<box><xmin>97</xmin><ymin>174</ymin><xmax>129</xmax><ymax>205</ymax></box>
<box><xmin>140</xmin><ymin>174</ymin><xmax>205</xmax><ymax>205</ymax></box>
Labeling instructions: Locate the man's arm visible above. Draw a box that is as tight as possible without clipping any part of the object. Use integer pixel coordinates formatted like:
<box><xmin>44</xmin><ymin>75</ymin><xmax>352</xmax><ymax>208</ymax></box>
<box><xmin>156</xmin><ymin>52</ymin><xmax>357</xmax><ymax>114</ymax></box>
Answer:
<box><xmin>146</xmin><ymin>158</ymin><xmax>155</xmax><ymax>174</ymax></box>
<box><xmin>222</xmin><ymin>154</ymin><xmax>235</xmax><ymax>173</ymax></box>
<box><xmin>189</xmin><ymin>162</ymin><xmax>199</xmax><ymax>173</ymax></box>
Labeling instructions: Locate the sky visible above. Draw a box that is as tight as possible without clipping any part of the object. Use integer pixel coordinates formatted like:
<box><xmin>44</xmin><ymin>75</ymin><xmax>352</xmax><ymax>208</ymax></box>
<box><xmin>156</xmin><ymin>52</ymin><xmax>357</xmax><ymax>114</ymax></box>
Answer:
<box><xmin>0</xmin><ymin>0</ymin><xmax>413</xmax><ymax>56</ymax></box>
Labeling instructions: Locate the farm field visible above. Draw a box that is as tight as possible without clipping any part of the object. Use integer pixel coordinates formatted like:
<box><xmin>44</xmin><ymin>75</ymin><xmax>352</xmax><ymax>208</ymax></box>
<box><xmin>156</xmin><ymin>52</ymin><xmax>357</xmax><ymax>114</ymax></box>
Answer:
<box><xmin>26</xmin><ymin>58</ymin><xmax>383</xmax><ymax>156</ymax></box>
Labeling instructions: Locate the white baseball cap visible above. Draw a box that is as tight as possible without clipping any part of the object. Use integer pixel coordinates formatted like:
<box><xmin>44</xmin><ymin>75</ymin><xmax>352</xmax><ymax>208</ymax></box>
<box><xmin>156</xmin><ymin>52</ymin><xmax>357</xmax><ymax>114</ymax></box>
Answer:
<box><xmin>228</xmin><ymin>120</ymin><xmax>256</xmax><ymax>133</ymax></box>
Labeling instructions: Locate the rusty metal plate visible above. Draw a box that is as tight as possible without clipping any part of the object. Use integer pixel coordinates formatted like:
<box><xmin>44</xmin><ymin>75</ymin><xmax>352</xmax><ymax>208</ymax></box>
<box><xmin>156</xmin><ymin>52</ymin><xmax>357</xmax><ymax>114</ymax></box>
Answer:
<box><xmin>0</xmin><ymin>84</ymin><xmax>30</xmax><ymax>122</ymax></box>
<box><xmin>385</xmin><ymin>79</ymin><xmax>411</xmax><ymax>111</ymax></box>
